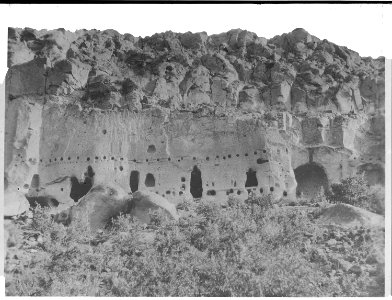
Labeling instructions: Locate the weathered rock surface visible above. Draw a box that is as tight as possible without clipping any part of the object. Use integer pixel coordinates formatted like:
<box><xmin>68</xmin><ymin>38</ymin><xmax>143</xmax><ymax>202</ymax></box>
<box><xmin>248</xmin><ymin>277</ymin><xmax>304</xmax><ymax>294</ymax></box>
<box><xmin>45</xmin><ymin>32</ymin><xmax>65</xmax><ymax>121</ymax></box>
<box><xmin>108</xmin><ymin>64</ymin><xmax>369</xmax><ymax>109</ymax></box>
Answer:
<box><xmin>131</xmin><ymin>190</ymin><xmax>179</xmax><ymax>223</ymax></box>
<box><xmin>317</xmin><ymin>203</ymin><xmax>384</xmax><ymax>228</ymax></box>
<box><xmin>54</xmin><ymin>183</ymin><xmax>132</xmax><ymax>231</ymax></box>
<box><xmin>53</xmin><ymin>184</ymin><xmax>179</xmax><ymax>231</ymax></box>
<box><xmin>4</xmin><ymin>27</ymin><xmax>385</xmax><ymax>214</ymax></box>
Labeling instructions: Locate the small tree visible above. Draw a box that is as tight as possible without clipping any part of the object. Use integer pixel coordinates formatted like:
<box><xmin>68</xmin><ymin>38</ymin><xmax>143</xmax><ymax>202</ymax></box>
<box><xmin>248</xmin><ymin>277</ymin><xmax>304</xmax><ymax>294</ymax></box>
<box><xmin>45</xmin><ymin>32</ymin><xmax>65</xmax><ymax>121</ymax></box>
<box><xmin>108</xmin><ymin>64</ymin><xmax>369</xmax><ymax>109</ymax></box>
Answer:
<box><xmin>327</xmin><ymin>174</ymin><xmax>368</xmax><ymax>206</ymax></box>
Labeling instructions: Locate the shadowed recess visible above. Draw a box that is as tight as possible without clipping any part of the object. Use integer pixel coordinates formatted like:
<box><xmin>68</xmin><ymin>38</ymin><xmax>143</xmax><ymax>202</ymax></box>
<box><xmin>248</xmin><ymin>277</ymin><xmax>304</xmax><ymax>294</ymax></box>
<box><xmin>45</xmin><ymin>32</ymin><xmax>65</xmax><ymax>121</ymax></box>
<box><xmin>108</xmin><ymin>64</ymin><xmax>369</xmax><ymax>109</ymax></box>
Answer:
<box><xmin>130</xmin><ymin>170</ymin><xmax>140</xmax><ymax>192</ymax></box>
<box><xmin>145</xmin><ymin>173</ymin><xmax>156</xmax><ymax>187</ymax></box>
<box><xmin>190</xmin><ymin>165</ymin><xmax>203</xmax><ymax>198</ymax></box>
<box><xmin>245</xmin><ymin>168</ymin><xmax>258</xmax><ymax>188</ymax></box>
<box><xmin>294</xmin><ymin>163</ymin><xmax>328</xmax><ymax>199</ymax></box>
<box><xmin>70</xmin><ymin>166</ymin><xmax>94</xmax><ymax>202</ymax></box>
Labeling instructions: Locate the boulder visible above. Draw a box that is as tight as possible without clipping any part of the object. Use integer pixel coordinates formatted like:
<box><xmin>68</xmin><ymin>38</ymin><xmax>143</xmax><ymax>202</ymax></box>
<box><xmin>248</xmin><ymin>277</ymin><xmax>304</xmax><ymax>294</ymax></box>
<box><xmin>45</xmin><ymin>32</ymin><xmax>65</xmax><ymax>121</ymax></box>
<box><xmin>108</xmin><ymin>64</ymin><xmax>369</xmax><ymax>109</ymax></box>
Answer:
<box><xmin>54</xmin><ymin>183</ymin><xmax>132</xmax><ymax>231</ymax></box>
<box><xmin>130</xmin><ymin>190</ymin><xmax>179</xmax><ymax>224</ymax></box>
<box><xmin>54</xmin><ymin>185</ymin><xmax>179</xmax><ymax>231</ymax></box>
<box><xmin>4</xmin><ymin>188</ymin><xmax>30</xmax><ymax>217</ymax></box>
<box><xmin>317</xmin><ymin>203</ymin><xmax>384</xmax><ymax>228</ymax></box>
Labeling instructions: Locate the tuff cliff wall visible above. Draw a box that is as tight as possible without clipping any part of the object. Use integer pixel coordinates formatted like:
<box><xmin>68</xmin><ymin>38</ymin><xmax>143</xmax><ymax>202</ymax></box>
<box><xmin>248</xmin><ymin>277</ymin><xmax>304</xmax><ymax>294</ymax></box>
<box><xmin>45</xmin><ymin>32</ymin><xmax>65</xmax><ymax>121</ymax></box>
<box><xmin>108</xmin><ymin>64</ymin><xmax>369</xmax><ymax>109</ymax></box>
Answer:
<box><xmin>4</xmin><ymin>27</ymin><xmax>385</xmax><ymax>213</ymax></box>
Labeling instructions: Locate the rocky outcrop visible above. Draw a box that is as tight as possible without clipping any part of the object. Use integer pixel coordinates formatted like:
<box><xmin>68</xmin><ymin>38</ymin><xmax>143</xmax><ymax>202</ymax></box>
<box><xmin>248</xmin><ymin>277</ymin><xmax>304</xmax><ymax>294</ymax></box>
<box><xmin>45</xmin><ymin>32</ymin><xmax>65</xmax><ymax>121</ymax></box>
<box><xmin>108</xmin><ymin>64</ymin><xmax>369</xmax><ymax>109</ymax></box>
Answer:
<box><xmin>4</xmin><ymin>27</ymin><xmax>385</xmax><ymax>214</ymax></box>
<box><xmin>317</xmin><ymin>203</ymin><xmax>384</xmax><ymax>228</ymax></box>
<box><xmin>53</xmin><ymin>183</ymin><xmax>132</xmax><ymax>231</ymax></box>
<box><xmin>53</xmin><ymin>184</ymin><xmax>179</xmax><ymax>231</ymax></box>
<box><xmin>130</xmin><ymin>190</ymin><xmax>179</xmax><ymax>223</ymax></box>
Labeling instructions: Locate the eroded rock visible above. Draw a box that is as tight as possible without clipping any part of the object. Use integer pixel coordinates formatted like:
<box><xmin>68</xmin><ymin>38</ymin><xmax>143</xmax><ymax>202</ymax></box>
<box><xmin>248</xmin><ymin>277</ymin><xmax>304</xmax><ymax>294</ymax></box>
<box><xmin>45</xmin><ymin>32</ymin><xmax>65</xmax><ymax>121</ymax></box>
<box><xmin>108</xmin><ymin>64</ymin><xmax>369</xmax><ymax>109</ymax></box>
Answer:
<box><xmin>5</xmin><ymin>27</ymin><xmax>384</xmax><ymax>212</ymax></box>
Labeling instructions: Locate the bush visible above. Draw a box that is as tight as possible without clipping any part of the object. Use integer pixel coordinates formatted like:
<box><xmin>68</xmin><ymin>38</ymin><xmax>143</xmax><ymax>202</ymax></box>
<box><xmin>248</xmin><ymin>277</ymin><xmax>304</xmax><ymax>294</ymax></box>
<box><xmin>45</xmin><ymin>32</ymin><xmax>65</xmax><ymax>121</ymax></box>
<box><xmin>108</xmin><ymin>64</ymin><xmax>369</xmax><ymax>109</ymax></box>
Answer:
<box><xmin>327</xmin><ymin>174</ymin><xmax>368</xmax><ymax>205</ymax></box>
<box><xmin>327</xmin><ymin>174</ymin><xmax>385</xmax><ymax>214</ymax></box>
<box><xmin>5</xmin><ymin>195</ymin><xmax>384</xmax><ymax>296</ymax></box>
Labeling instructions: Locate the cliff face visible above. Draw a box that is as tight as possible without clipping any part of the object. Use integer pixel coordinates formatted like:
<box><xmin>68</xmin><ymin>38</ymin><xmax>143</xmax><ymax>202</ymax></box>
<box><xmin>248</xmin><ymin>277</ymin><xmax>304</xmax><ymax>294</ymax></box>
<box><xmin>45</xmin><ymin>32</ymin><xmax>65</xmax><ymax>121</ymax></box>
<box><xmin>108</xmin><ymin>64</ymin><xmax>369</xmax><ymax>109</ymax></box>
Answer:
<box><xmin>4</xmin><ymin>27</ymin><xmax>385</xmax><ymax>214</ymax></box>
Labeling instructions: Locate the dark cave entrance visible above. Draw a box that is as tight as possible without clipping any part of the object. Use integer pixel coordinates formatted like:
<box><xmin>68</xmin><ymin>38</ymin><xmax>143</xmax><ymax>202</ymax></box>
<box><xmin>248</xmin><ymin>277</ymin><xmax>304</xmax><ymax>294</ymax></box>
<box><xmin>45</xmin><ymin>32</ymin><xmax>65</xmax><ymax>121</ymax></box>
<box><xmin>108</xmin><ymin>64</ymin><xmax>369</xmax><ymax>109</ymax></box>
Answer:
<box><xmin>30</xmin><ymin>174</ymin><xmax>40</xmax><ymax>189</ymax></box>
<box><xmin>245</xmin><ymin>168</ymin><xmax>258</xmax><ymax>188</ymax></box>
<box><xmin>294</xmin><ymin>163</ymin><xmax>328</xmax><ymax>199</ymax></box>
<box><xmin>70</xmin><ymin>166</ymin><xmax>94</xmax><ymax>202</ymax></box>
<box><xmin>130</xmin><ymin>171</ymin><xmax>140</xmax><ymax>192</ymax></box>
<box><xmin>145</xmin><ymin>173</ymin><xmax>156</xmax><ymax>187</ymax></box>
<box><xmin>190</xmin><ymin>165</ymin><xmax>203</xmax><ymax>198</ymax></box>
<box><xmin>357</xmin><ymin>163</ymin><xmax>385</xmax><ymax>186</ymax></box>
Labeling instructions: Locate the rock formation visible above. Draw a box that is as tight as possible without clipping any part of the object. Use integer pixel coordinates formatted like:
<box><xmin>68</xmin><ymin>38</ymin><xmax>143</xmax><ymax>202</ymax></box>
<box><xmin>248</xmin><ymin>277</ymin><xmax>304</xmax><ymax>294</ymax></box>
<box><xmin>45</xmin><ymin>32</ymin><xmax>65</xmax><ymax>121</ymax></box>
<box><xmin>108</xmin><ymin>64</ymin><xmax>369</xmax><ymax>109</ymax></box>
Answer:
<box><xmin>53</xmin><ymin>183</ymin><xmax>132</xmax><ymax>230</ymax></box>
<box><xmin>4</xmin><ymin>27</ymin><xmax>385</xmax><ymax>214</ymax></box>
<box><xmin>53</xmin><ymin>184</ymin><xmax>179</xmax><ymax>230</ymax></box>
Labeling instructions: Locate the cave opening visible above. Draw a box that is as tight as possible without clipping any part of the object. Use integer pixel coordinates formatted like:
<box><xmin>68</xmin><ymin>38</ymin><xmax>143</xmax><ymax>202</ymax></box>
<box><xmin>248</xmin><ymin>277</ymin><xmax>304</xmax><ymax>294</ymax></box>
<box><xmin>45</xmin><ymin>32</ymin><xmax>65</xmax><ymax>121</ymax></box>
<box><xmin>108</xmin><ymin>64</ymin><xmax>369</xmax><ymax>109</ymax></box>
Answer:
<box><xmin>147</xmin><ymin>145</ymin><xmax>156</xmax><ymax>153</ymax></box>
<box><xmin>294</xmin><ymin>163</ymin><xmax>328</xmax><ymax>199</ymax></box>
<box><xmin>130</xmin><ymin>170</ymin><xmax>140</xmax><ymax>192</ymax></box>
<box><xmin>357</xmin><ymin>163</ymin><xmax>385</xmax><ymax>186</ymax></box>
<box><xmin>145</xmin><ymin>173</ymin><xmax>156</xmax><ymax>187</ymax></box>
<box><xmin>30</xmin><ymin>174</ymin><xmax>40</xmax><ymax>190</ymax></box>
<box><xmin>245</xmin><ymin>168</ymin><xmax>258</xmax><ymax>188</ymax></box>
<box><xmin>207</xmin><ymin>190</ymin><xmax>216</xmax><ymax>196</ymax></box>
<box><xmin>190</xmin><ymin>165</ymin><xmax>203</xmax><ymax>198</ymax></box>
<box><xmin>70</xmin><ymin>166</ymin><xmax>94</xmax><ymax>202</ymax></box>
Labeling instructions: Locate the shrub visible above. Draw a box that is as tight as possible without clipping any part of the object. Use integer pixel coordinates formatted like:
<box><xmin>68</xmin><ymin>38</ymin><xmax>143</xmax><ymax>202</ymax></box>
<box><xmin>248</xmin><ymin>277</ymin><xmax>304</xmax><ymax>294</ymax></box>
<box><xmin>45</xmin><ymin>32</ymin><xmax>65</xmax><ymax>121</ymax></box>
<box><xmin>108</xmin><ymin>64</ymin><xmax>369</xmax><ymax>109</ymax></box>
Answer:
<box><xmin>327</xmin><ymin>174</ymin><xmax>385</xmax><ymax>214</ymax></box>
<box><xmin>5</xmin><ymin>195</ymin><xmax>384</xmax><ymax>297</ymax></box>
<box><xmin>327</xmin><ymin>174</ymin><xmax>368</xmax><ymax>205</ymax></box>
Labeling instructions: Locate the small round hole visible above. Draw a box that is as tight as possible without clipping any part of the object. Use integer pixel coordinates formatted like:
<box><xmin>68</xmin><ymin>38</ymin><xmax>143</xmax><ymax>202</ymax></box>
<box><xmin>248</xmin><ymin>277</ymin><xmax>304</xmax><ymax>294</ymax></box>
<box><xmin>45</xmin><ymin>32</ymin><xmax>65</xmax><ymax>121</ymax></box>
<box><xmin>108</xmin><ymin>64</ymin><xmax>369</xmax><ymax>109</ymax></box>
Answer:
<box><xmin>270</xmin><ymin>187</ymin><xmax>274</xmax><ymax>192</ymax></box>
<box><xmin>103</xmin><ymin>129</ymin><xmax>107</xmax><ymax>134</ymax></box>
<box><xmin>119</xmin><ymin>166</ymin><xmax>123</xmax><ymax>171</ymax></box>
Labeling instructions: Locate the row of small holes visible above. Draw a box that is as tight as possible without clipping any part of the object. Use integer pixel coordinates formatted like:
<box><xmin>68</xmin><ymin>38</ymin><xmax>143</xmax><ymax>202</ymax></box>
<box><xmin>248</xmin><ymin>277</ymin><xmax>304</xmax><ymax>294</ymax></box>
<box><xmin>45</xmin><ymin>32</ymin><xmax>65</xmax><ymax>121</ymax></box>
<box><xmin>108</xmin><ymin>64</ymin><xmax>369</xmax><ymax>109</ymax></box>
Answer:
<box><xmin>41</xmin><ymin>151</ymin><xmax>270</xmax><ymax>164</ymax></box>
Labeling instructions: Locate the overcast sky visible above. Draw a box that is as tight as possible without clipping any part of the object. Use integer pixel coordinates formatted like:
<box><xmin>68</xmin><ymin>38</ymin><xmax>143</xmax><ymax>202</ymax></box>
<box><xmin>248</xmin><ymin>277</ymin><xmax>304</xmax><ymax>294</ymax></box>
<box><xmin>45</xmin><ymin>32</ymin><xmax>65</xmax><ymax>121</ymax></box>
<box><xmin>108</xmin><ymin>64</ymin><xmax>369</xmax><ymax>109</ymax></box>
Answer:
<box><xmin>0</xmin><ymin>4</ymin><xmax>391</xmax><ymax>81</ymax></box>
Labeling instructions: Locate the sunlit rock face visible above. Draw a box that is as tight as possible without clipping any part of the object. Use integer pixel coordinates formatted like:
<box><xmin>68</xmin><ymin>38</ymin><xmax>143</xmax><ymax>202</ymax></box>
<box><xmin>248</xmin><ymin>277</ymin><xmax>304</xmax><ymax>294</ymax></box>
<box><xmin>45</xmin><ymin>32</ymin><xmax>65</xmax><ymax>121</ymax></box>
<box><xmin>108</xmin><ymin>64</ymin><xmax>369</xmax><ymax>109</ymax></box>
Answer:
<box><xmin>4</xmin><ymin>27</ymin><xmax>385</xmax><ymax>213</ymax></box>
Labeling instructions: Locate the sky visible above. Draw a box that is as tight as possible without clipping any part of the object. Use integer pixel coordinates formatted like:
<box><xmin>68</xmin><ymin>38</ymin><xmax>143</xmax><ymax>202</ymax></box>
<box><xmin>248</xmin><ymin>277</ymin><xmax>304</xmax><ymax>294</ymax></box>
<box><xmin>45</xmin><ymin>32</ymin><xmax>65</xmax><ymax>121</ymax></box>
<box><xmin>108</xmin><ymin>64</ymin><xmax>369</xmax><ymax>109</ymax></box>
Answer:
<box><xmin>0</xmin><ymin>4</ymin><xmax>391</xmax><ymax>81</ymax></box>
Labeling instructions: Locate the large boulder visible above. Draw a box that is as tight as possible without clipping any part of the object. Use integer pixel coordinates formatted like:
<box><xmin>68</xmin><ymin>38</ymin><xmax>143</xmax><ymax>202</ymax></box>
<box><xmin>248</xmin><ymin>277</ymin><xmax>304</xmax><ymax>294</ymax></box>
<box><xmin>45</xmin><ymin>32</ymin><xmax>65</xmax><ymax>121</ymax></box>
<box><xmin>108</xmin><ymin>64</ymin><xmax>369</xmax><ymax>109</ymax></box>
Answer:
<box><xmin>317</xmin><ymin>203</ymin><xmax>384</xmax><ymax>228</ymax></box>
<box><xmin>130</xmin><ymin>190</ymin><xmax>179</xmax><ymax>224</ymax></box>
<box><xmin>4</xmin><ymin>187</ymin><xmax>30</xmax><ymax>217</ymax></box>
<box><xmin>54</xmin><ymin>185</ymin><xmax>179</xmax><ymax>231</ymax></box>
<box><xmin>54</xmin><ymin>183</ymin><xmax>132</xmax><ymax>231</ymax></box>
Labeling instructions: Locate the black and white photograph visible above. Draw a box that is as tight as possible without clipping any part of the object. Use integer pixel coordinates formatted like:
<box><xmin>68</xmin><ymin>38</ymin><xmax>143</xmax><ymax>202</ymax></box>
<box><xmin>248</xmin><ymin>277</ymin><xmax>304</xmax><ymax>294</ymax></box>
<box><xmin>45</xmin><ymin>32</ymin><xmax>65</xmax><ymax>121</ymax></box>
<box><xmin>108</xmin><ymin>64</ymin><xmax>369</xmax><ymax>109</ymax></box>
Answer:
<box><xmin>1</xmin><ymin>4</ymin><xmax>391</xmax><ymax>297</ymax></box>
